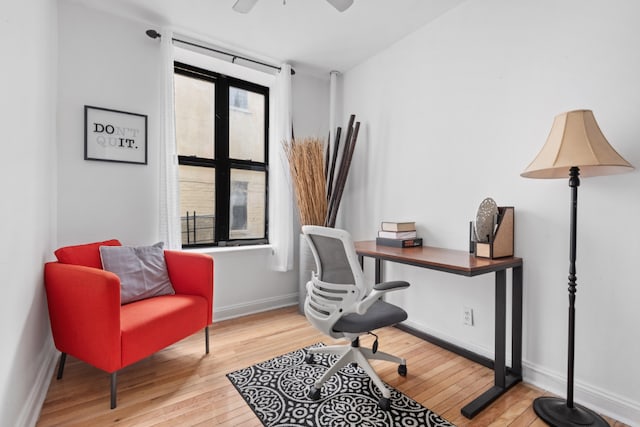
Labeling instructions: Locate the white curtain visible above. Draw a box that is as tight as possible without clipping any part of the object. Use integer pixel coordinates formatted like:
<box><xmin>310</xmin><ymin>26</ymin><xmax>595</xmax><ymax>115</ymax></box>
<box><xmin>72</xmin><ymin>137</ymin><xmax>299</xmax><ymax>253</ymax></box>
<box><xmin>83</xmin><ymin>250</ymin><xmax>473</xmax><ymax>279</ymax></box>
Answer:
<box><xmin>158</xmin><ymin>29</ymin><xmax>182</xmax><ymax>250</ymax></box>
<box><xmin>269</xmin><ymin>63</ymin><xmax>294</xmax><ymax>271</ymax></box>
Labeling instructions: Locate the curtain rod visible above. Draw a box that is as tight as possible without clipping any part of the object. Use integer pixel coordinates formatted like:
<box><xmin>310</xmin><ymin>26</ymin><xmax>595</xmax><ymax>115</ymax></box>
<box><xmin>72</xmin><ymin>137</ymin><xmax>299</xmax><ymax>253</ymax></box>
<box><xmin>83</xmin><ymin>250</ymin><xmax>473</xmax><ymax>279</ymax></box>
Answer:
<box><xmin>145</xmin><ymin>29</ymin><xmax>295</xmax><ymax>75</ymax></box>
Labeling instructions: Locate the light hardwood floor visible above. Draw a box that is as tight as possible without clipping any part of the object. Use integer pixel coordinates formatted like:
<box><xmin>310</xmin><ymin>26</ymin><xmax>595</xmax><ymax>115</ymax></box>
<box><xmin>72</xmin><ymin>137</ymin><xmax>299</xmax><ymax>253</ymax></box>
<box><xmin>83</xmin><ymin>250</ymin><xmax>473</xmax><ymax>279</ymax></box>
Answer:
<box><xmin>37</xmin><ymin>306</ymin><xmax>628</xmax><ymax>426</ymax></box>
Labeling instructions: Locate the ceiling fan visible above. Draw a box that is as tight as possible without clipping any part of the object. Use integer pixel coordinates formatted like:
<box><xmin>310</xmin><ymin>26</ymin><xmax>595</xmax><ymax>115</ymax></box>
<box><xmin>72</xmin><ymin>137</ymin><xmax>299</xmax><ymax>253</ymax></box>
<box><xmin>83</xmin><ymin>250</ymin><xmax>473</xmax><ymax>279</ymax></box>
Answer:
<box><xmin>233</xmin><ymin>0</ymin><xmax>354</xmax><ymax>13</ymax></box>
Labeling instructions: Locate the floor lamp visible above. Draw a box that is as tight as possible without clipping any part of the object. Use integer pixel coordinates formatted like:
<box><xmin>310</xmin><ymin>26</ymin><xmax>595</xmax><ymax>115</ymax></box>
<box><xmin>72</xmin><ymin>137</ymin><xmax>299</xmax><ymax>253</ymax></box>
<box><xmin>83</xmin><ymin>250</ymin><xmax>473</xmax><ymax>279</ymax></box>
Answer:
<box><xmin>521</xmin><ymin>110</ymin><xmax>633</xmax><ymax>427</ymax></box>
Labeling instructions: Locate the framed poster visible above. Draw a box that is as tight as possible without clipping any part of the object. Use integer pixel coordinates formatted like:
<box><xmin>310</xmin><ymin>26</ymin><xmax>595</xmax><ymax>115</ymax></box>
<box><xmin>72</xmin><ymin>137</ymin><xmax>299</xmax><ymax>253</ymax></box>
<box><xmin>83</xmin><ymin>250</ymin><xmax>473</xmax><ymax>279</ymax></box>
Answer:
<box><xmin>84</xmin><ymin>105</ymin><xmax>147</xmax><ymax>164</ymax></box>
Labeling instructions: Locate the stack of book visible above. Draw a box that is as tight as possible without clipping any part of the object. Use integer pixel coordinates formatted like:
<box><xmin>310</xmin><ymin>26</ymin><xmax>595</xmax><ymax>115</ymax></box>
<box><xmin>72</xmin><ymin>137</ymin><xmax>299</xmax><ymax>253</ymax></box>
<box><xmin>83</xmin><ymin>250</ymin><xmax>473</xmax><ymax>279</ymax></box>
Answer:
<box><xmin>376</xmin><ymin>221</ymin><xmax>423</xmax><ymax>248</ymax></box>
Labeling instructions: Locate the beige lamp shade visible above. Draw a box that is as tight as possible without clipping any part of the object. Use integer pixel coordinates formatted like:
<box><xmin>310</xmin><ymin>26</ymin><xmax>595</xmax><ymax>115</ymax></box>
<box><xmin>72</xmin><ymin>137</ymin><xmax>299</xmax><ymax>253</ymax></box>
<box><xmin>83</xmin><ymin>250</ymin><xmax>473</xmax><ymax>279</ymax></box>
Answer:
<box><xmin>521</xmin><ymin>109</ymin><xmax>634</xmax><ymax>179</ymax></box>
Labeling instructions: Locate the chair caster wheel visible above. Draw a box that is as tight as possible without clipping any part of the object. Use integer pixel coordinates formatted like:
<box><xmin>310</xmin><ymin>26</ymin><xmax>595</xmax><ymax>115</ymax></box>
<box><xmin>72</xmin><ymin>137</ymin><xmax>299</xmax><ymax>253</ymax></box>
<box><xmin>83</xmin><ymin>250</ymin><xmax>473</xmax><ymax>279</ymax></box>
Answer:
<box><xmin>305</xmin><ymin>353</ymin><xmax>315</xmax><ymax>364</ymax></box>
<box><xmin>398</xmin><ymin>364</ymin><xmax>407</xmax><ymax>376</ymax></box>
<box><xmin>308</xmin><ymin>386</ymin><xmax>321</xmax><ymax>400</ymax></box>
<box><xmin>378</xmin><ymin>397</ymin><xmax>391</xmax><ymax>411</ymax></box>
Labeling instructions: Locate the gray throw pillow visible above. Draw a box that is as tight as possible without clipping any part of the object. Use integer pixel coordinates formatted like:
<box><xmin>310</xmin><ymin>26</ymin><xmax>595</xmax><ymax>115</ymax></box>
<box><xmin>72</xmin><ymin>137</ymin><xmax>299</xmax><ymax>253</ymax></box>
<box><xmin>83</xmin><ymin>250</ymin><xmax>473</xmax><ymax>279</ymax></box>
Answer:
<box><xmin>99</xmin><ymin>242</ymin><xmax>175</xmax><ymax>304</ymax></box>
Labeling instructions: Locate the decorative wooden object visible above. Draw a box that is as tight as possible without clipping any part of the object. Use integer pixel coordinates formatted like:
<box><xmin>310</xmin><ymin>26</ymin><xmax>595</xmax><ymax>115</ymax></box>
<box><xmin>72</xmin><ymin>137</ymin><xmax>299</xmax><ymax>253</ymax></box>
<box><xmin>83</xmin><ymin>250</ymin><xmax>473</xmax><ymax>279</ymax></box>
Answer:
<box><xmin>325</xmin><ymin>114</ymin><xmax>359</xmax><ymax>227</ymax></box>
<box><xmin>474</xmin><ymin>206</ymin><xmax>514</xmax><ymax>259</ymax></box>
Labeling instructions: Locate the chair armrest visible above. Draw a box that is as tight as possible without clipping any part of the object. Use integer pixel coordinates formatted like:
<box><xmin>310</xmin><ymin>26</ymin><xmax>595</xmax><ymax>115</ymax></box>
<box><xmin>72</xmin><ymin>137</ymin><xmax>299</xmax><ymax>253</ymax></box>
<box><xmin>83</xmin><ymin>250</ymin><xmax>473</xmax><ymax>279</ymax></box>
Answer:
<box><xmin>355</xmin><ymin>281</ymin><xmax>410</xmax><ymax>315</ymax></box>
<box><xmin>44</xmin><ymin>262</ymin><xmax>122</xmax><ymax>372</ymax></box>
<box><xmin>374</xmin><ymin>281</ymin><xmax>410</xmax><ymax>291</ymax></box>
<box><xmin>164</xmin><ymin>250</ymin><xmax>214</xmax><ymax>324</ymax></box>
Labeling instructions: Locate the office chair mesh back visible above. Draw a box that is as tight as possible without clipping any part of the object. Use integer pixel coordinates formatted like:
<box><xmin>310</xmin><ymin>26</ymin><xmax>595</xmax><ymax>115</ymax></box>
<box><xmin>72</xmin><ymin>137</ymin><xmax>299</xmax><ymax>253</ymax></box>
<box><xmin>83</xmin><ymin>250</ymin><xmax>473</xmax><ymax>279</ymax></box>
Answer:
<box><xmin>308</xmin><ymin>234</ymin><xmax>354</xmax><ymax>284</ymax></box>
<box><xmin>304</xmin><ymin>233</ymin><xmax>362</xmax><ymax>337</ymax></box>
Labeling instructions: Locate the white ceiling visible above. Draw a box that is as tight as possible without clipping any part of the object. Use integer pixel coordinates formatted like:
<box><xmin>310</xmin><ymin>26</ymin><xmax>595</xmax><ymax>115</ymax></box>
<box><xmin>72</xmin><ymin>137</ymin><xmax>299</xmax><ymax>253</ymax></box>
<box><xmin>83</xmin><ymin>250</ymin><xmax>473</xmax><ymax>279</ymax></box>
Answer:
<box><xmin>69</xmin><ymin>0</ymin><xmax>466</xmax><ymax>75</ymax></box>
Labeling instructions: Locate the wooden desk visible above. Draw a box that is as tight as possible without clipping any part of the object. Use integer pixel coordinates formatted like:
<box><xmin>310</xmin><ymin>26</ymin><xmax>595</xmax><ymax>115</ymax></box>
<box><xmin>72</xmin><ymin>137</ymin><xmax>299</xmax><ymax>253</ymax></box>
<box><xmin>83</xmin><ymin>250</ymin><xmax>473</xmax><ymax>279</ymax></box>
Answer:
<box><xmin>355</xmin><ymin>241</ymin><xmax>523</xmax><ymax>419</ymax></box>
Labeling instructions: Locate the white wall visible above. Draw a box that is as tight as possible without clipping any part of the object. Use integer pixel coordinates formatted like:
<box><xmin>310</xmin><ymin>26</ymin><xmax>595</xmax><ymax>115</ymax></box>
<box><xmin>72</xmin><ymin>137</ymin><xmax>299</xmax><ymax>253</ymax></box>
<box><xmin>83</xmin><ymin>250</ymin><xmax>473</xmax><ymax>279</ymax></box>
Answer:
<box><xmin>56</xmin><ymin>2</ymin><xmax>330</xmax><ymax>320</ymax></box>
<box><xmin>57</xmin><ymin>1</ymin><xmax>162</xmax><ymax>246</ymax></box>
<box><xmin>293</xmin><ymin>72</ymin><xmax>331</xmax><ymax>140</ymax></box>
<box><xmin>339</xmin><ymin>0</ymin><xmax>640</xmax><ymax>423</ymax></box>
<box><xmin>0</xmin><ymin>0</ymin><xmax>58</xmax><ymax>426</ymax></box>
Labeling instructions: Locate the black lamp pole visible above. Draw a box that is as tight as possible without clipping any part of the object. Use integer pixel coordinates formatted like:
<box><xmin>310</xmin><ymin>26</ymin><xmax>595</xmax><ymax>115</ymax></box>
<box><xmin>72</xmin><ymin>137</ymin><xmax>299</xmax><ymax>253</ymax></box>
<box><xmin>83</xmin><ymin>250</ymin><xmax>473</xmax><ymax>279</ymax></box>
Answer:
<box><xmin>533</xmin><ymin>166</ymin><xmax>609</xmax><ymax>427</ymax></box>
<box><xmin>567</xmin><ymin>166</ymin><xmax>579</xmax><ymax>410</ymax></box>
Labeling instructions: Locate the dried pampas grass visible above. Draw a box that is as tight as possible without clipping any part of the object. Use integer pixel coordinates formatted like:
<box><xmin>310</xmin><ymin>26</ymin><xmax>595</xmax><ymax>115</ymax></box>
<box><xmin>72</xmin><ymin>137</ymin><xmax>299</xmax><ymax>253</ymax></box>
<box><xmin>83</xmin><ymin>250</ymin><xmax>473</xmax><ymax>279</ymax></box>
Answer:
<box><xmin>284</xmin><ymin>137</ymin><xmax>328</xmax><ymax>226</ymax></box>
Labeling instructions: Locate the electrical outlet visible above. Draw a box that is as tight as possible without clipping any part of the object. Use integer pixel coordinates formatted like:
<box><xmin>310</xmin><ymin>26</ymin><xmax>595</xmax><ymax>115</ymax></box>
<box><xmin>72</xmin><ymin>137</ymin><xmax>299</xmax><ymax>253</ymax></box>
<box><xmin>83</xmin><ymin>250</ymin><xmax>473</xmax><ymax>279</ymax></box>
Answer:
<box><xmin>463</xmin><ymin>307</ymin><xmax>474</xmax><ymax>326</ymax></box>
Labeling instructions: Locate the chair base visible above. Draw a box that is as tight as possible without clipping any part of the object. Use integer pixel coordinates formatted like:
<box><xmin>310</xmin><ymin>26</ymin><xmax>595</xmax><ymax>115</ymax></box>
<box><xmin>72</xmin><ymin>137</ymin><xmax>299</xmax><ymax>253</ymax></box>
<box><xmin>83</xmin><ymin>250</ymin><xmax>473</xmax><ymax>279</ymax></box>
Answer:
<box><xmin>306</xmin><ymin>341</ymin><xmax>406</xmax><ymax>410</ymax></box>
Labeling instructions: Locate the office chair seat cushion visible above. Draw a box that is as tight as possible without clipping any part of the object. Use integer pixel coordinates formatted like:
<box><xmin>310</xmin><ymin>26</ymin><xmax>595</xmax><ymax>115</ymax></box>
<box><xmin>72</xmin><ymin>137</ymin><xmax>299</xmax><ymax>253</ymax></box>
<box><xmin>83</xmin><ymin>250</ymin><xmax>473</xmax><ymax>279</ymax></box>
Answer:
<box><xmin>333</xmin><ymin>300</ymin><xmax>408</xmax><ymax>333</ymax></box>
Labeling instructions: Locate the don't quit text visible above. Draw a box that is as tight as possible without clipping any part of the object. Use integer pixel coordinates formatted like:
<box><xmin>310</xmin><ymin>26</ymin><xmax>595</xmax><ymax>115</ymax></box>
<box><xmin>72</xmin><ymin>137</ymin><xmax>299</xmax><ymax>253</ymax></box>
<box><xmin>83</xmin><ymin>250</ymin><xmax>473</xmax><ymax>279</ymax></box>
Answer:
<box><xmin>93</xmin><ymin>122</ymin><xmax>140</xmax><ymax>149</ymax></box>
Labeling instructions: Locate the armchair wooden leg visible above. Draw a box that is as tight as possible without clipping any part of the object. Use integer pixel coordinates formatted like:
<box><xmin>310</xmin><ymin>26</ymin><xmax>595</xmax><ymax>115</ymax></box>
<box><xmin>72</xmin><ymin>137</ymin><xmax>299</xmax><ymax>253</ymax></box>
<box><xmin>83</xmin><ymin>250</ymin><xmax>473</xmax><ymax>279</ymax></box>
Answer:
<box><xmin>205</xmin><ymin>326</ymin><xmax>210</xmax><ymax>354</ymax></box>
<box><xmin>110</xmin><ymin>372</ymin><xmax>117</xmax><ymax>409</ymax></box>
<box><xmin>56</xmin><ymin>353</ymin><xmax>67</xmax><ymax>380</ymax></box>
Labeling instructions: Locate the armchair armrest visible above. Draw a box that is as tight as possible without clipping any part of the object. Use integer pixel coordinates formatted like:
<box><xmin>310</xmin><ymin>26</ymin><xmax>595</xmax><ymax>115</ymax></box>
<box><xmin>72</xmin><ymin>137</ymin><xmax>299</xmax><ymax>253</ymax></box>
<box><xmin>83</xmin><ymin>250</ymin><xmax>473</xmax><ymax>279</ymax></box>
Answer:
<box><xmin>44</xmin><ymin>262</ymin><xmax>122</xmax><ymax>372</ymax></box>
<box><xmin>355</xmin><ymin>280</ymin><xmax>410</xmax><ymax>315</ymax></box>
<box><xmin>164</xmin><ymin>250</ymin><xmax>214</xmax><ymax>324</ymax></box>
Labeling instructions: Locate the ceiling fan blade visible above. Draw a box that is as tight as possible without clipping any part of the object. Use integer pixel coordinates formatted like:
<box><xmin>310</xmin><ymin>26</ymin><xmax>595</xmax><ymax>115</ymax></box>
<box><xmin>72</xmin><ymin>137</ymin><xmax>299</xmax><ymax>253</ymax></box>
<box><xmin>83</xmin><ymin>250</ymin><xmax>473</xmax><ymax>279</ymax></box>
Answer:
<box><xmin>326</xmin><ymin>0</ymin><xmax>353</xmax><ymax>12</ymax></box>
<box><xmin>233</xmin><ymin>0</ymin><xmax>259</xmax><ymax>13</ymax></box>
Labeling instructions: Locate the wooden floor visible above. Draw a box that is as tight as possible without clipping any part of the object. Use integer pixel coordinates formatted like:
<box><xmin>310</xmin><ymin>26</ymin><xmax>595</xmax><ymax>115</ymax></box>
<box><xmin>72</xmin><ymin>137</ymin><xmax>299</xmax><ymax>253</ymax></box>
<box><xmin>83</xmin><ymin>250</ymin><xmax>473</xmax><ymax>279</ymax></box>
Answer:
<box><xmin>37</xmin><ymin>306</ymin><xmax>627</xmax><ymax>426</ymax></box>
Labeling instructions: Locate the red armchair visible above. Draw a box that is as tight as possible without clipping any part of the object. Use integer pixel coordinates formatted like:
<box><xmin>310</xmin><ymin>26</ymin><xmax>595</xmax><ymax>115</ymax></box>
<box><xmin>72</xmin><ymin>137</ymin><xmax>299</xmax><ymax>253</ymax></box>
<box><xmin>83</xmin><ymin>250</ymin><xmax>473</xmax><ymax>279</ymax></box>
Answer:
<box><xmin>44</xmin><ymin>240</ymin><xmax>214</xmax><ymax>408</ymax></box>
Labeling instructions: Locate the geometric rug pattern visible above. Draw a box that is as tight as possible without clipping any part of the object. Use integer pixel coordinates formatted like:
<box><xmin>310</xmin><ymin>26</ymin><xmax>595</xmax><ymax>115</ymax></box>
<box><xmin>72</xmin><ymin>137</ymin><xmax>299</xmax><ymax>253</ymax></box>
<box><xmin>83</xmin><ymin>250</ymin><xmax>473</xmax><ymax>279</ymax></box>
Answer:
<box><xmin>227</xmin><ymin>343</ymin><xmax>456</xmax><ymax>426</ymax></box>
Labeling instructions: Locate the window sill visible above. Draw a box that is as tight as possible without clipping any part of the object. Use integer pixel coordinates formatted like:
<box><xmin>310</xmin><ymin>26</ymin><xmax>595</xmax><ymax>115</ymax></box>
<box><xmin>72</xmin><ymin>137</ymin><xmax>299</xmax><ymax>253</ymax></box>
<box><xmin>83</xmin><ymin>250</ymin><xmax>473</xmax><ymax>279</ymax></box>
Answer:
<box><xmin>183</xmin><ymin>244</ymin><xmax>273</xmax><ymax>255</ymax></box>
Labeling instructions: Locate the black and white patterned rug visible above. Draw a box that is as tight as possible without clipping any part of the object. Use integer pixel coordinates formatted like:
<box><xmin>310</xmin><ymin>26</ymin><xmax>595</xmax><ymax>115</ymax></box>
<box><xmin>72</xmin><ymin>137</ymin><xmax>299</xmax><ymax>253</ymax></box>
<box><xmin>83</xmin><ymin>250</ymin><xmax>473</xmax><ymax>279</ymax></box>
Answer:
<box><xmin>226</xmin><ymin>343</ymin><xmax>456</xmax><ymax>427</ymax></box>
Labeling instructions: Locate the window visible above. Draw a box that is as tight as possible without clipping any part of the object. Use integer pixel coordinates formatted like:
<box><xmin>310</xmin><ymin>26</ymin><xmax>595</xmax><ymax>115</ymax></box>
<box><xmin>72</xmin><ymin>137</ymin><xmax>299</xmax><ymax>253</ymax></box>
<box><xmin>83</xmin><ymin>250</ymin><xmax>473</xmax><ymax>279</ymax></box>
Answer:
<box><xmin>174</xmin><ymin>62</ymin><xmax>269</xmax><ymax>247</ymax></box>
<box><xmin>229</xmin><ymin>87</ymin><xmax>248</xmax><ymax>110</ymax></box>
<box><xmin>230</xmin><ymin>181</ymin><xmax>248</xmax><ymax>230</ymax></box>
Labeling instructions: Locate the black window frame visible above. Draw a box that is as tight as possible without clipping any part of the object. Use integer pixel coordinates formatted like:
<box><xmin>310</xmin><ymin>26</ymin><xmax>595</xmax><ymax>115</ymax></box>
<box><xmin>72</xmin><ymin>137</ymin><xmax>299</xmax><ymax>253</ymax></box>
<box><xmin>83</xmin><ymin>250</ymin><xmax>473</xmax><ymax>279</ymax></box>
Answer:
<box><xmin>175</xmin><ymin>61</ymin><xmax>269</xmax><ymax>248</ymax></box>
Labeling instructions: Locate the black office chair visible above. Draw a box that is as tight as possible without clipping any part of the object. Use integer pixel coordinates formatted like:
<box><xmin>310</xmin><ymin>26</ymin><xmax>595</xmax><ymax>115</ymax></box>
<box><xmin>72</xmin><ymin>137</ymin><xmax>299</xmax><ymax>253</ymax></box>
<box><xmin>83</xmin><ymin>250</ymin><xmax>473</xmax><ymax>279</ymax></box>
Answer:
<box><xmin>302</xmin><ymin>225</ymin><xmax>410</xmax><ymax>410</ymax></box>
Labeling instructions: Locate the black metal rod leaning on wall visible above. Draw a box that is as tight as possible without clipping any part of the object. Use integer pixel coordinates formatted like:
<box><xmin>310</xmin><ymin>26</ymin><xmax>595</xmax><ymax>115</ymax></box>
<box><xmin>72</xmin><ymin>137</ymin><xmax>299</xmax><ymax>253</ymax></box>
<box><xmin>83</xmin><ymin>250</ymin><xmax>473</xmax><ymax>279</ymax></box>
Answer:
<box><xmin>145</xmin><ymin>29</ymin><xmax>295</xmax><ymax>75</ymax></box>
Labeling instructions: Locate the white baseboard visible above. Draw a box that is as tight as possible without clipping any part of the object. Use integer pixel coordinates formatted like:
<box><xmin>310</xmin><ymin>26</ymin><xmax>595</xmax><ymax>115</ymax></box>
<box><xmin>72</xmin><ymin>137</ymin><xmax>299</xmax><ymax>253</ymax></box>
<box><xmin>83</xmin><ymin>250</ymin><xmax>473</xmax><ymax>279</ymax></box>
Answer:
<box><xmin>214</xmin><ymin>292</ymin><xmax>299</xmax><ymax>322</ymax></box>
<box><xmin>401</xmin><ymin>320</ymin><xmax>639</xmax><ymax>425</ymax></box>
<box><xmin>523</xmin><ymin>361</ymin><xmax>640</xmax><ymax>426</ymax></box>
<box><xmin>16</xmin><ymin>339</ymin><xmax>58</xmax><ymax>427</ymax></box>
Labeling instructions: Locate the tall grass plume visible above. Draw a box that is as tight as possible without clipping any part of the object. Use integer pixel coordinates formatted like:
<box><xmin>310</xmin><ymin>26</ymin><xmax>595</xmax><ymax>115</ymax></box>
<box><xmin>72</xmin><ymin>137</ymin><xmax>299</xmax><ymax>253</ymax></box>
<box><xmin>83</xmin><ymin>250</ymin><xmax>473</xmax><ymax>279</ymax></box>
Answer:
<box><xmin>284</xmin><ymin>137</ymin><xmax>327</xmax><ymax>226</ymax></box>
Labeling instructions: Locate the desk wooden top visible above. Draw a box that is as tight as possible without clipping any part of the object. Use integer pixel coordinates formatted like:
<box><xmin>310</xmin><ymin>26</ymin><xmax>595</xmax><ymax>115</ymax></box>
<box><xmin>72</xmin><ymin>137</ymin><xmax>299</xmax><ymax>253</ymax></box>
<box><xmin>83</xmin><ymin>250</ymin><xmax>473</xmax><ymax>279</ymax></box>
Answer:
<box><xmin>354</xmin><ymin>241</ymin><xmax>522</xmax><ymax>277</ymax></box>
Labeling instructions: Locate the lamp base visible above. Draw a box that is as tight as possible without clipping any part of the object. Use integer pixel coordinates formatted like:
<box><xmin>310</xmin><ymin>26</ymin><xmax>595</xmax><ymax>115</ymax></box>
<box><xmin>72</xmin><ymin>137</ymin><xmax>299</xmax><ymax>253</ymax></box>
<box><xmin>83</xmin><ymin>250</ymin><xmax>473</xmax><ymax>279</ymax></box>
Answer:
<box><xmin>533</xmin><ymin>397</ymin><xmax>610</xmax><ymax>426</ymax></box>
